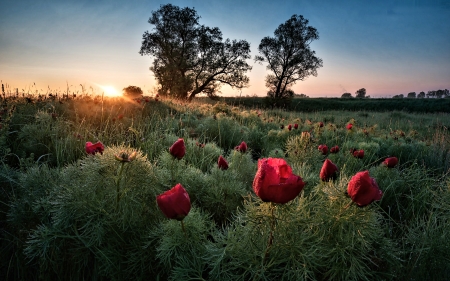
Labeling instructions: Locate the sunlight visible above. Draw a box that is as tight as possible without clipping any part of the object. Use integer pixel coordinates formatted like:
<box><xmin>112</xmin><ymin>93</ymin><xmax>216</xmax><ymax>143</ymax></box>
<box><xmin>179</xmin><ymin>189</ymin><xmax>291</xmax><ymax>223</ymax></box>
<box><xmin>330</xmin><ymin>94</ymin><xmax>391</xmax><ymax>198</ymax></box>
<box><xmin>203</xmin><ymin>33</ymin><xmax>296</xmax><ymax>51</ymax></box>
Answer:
<box><xmin>100</xmin><ymin>85</ymin><xmax>122</xmax><ymax>97</ymax></box>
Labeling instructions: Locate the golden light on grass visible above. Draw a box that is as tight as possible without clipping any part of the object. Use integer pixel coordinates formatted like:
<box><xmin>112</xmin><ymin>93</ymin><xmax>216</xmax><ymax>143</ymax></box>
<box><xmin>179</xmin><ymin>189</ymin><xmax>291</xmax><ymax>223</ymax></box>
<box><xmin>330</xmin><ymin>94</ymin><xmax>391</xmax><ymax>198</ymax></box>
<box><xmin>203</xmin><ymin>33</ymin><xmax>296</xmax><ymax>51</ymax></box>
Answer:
<box><xmin>100</xmin><ymin>85</ymin><xmax>122</xmax><ymax>97</ymax></box>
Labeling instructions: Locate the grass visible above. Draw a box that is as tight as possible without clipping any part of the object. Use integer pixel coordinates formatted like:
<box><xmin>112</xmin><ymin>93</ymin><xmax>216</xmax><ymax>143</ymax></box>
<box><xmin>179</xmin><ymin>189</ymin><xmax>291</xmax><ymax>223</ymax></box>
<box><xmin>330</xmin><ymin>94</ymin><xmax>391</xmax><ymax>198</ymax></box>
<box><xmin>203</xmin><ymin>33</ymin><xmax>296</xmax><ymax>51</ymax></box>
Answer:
<box><xmin>0</xmin><ymin>94</ymin><xmax>449</xmax><ymax>280</ymax></box>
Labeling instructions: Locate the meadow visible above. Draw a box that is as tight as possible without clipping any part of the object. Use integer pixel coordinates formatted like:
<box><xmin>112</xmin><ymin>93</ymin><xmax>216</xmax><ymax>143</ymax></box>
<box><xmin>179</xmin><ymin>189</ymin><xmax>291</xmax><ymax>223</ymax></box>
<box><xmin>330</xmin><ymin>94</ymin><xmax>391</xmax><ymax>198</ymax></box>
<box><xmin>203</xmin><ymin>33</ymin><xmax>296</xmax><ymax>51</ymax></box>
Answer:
<box><xmin>0</xmin><ymin>94</ymin><xmax>449</xmax><ymax>280</ymax></box>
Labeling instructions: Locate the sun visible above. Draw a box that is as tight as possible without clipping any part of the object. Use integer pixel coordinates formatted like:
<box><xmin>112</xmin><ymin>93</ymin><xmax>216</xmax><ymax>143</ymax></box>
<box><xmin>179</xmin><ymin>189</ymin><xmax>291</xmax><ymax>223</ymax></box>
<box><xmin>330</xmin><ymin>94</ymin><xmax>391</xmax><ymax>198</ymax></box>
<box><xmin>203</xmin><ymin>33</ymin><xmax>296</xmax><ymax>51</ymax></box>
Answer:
<box><xmin>100</xmin><ymin>85</ymin><xmax>122</xmax><ymax>97</ymax></box>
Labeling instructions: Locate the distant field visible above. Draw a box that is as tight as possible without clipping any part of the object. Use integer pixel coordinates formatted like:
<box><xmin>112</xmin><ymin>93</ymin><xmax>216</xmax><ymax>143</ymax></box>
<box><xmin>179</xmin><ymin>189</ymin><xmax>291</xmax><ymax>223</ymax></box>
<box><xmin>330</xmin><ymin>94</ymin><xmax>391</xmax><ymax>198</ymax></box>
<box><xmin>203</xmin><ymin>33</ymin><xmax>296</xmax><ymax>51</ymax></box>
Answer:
<box><xmin>217</xmin><ymin>97</ymin><xmax>450</xmax><ymax>113</ymax></box>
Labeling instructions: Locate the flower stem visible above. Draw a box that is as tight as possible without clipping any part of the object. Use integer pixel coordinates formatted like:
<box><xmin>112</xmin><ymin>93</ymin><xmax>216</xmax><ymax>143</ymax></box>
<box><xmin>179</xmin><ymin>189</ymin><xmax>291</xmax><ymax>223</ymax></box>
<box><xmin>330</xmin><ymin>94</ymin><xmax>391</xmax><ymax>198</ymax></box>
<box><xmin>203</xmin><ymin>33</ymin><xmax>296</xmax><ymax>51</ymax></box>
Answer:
<box><xmin>180</xmin><ymin>220</ymin><xmax>187</xmax><ymax>238</ymax></box>
<box><xmin>264</xmin><ymin>203</ymin><xmax>276</xmax><ymax>262</ymax></box>
<box><xmin>116</xmin><ymin>162</ymin><xmax>125</xmax><ymax>210</ymax></box>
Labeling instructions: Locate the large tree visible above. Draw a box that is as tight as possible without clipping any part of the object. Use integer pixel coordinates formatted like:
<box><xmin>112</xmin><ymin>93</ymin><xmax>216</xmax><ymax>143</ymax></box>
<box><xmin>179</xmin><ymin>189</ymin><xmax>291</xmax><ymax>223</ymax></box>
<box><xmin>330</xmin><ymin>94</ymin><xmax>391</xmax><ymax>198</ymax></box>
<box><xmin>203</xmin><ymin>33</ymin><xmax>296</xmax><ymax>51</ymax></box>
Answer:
<box><xmin>255</xmin><ymin>15</ymin><xmax>323</xmax><ymax>99</ymax></box>
<box><xmin>139</xmin><ymin>4</ymin><xmax>252</xmax><ymax>100</ymax></box>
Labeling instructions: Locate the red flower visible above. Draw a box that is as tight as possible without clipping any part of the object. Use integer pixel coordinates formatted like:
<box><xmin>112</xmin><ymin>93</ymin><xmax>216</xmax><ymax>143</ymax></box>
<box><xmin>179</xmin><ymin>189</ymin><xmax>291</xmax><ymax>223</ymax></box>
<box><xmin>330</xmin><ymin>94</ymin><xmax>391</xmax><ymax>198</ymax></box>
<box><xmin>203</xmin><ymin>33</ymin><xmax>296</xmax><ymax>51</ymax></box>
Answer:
<box><xmin>156</xmin><ymin>183</ymin><xmax>191</xmax><ymax>220</ymax></box>
<box><xmin>320</xmin><ymin>159</ymin><xmax>339</xmax><ymax>181</ymax></box>
<box><xmin>383</xmin><ymin>157</ymin><xmax>398</xmax><ymax>168</ymax></box>
<box><xmin>319</xmin><ymin>122</ymin><xmax>324</xmax><ymax>128</ymax></box>
<box><xmin>235</xmin><ymin>141</ymin><xmax>247</xmax><ymax>153</ymax></box>
<box><xmin>288</xmin><ymin>124</ymin><xmax>292</xmax><ymax>131</ymax></box>
<box><xmin>352</xmin><ymin>149</ymin><xmax>364</xmax><ymax>159</ymax></box>
<box><xmin>294</xmin><ymin>123</ymin><xmax>299</xmax><ymax>129</ymax></box>
<box><xmin>218</xmin><ymin>155</ymin><xmax>229</xmax><ymax>170</ymax></box>
<box><xmin>169</xmin><ymin>138</ymin><xmax>186</xmax><ymax>160</ymax></box>
<box><xmin>346</xmin><ymin>123</ymin><xmax>353</xmax><ymax>130</ymax></box>
<box><xmin>330</xmin><ymin>146</ymin><xmax>340</xmax><ymax>153</ymax></box>
<box><xmin>347</xmin><ymin>171</ymin><xmax>382</xmax><ymax>207</ymax></box>
<box><xmin>85</xmin><ymin>141</ymin><xmax>104</xmax><ymax>155</ymax></box>
<box><xmin>318</xmin><ymin>144</ymin><xmax>328</xmax><ymax>155</ymax></box>
<box><xmin>252</xmin><ymin>158</ymin><xmax>305</xmax><ymax>204</ymax></box>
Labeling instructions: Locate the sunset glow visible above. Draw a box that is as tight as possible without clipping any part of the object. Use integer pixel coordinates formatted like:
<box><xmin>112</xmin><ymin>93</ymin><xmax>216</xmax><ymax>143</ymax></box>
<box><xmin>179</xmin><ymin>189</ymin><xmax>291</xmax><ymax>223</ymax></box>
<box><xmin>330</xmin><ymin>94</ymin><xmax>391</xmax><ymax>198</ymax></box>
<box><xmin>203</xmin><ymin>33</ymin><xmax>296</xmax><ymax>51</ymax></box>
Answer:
<box><xmin>100</xmin><ymin>86</ymin><xmax>121</xmax><ymax>97</ymax></box>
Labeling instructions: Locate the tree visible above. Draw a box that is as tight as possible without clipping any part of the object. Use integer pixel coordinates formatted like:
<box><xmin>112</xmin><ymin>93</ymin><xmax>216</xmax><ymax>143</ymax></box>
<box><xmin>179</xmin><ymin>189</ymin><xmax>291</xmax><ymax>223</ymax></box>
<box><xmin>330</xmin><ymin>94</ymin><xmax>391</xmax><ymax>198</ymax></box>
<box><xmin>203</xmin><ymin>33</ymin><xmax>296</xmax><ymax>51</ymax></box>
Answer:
<box><xmin>255</xmin><ymin>15</ymin><xmax>323</xmax><ymax>99</ymax></box>
<box><xmin>407</xmin><ymin>92</ymin><xmax>416</xmax><ymax>98</ymax></box>
<box><xmin>417</xmin><ymin>91</ymin><xmax>425</xmax><ymax>98</ymax></box>
<box><xmin>393</xmin><ymin>94</ymin><xmax>404</xmax><ymax>99</ymax></box>
<box><xmin>123</xmin><ymin>86</ymin><xmax>143</xmax><ymax>98</ymax></box>
<box><xmin>355</xmin><ymin>88</ymin><xmax>366</xmax><ymax>98</ymax></box>
<box><xmin>139</xmin><ymin>4</ymin><xmax>252</xmax><ymax>100</ymax></box>
<box><xmin>341</xmin><ymin>93</ymin><xmax>353</xmax><ymax>98</ymax></box>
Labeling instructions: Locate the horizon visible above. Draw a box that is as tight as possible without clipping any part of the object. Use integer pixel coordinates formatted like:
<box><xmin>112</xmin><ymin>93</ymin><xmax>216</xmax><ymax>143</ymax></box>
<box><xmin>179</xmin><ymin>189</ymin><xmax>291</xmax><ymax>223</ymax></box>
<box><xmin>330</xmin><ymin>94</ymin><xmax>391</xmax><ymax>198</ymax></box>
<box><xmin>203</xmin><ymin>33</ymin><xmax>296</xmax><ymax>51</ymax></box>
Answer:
<box><xmin>1</xmin><ymin>0</ymin><xmax>449</xmax><ymax>98</ymax></box>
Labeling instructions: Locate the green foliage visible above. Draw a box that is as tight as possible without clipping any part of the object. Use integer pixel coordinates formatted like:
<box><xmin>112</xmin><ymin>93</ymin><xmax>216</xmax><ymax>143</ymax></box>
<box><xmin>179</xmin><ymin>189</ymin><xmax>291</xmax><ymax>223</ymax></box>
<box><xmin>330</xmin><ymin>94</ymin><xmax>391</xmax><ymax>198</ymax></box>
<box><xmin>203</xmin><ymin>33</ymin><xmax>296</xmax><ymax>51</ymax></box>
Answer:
<box><xmin>1</xmin><ymin>95</ymin><xmax>449</xmax><ymax>280</ymax></box>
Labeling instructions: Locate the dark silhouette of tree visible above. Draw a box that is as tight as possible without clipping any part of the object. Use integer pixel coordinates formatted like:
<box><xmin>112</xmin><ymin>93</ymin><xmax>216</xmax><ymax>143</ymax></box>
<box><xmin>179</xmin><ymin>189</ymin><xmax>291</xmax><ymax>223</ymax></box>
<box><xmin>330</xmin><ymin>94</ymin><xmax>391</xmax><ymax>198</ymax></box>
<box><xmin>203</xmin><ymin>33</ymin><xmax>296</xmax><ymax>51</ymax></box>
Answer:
<box><xmin>393</xmin><ymin>94</ymin><xmax>404</xmax><ymax>99</ymax></box>
<box><xmin>426</xmin><ymin>91</ymin><xmax>436</xmax><ymax>98</ymax></box>
<box><xmin>341</xmin><ymin>92</ymin><xmax>353</xmax><ymax>98</ymax></box>
<box><xmin>139</xmin><ymin>4</ymin><xmax>252</xmax><ymax>100</ymax></box>
<box><xmin>355</xmin><ymin>88</ymin><xmax>366</xmax><ymax>98</ymax></box>
<box><xmin>417</xmin><ymin>91</ymin><xmax>425</xmax><ymax>98</ymax></box>
<box><xmin>294</xmin><ymin>93</ymin><xmax>309</xmax><ymax>98</ymax></box>
<box><xmin>123</xmin><ymin>86</ymin><xmax>143</xmax><ymax>98</ymax></box>
<box><xmin>255</xmin><ymin>15</ymin><xmax>323</xmax><ymax>100</ymax></box>
<box><xmin>407</xmin><ymin>92</ymin><xmax>416</xmax><ymax>98</ymax></box>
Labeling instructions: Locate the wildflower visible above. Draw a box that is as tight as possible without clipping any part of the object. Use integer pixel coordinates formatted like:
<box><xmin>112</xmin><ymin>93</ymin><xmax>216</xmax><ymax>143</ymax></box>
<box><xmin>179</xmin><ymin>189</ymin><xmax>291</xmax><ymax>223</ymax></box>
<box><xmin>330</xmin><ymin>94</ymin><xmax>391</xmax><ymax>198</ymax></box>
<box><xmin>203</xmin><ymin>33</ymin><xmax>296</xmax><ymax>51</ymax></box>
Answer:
<box><xmin>330</xmin><ymin>145</ymin><xmax>340</xmax><ymax>153</ymax></box>
<box><xmin>235</xmin><ymin>141</ymin><xmax>247</xmax><ymax>153</ymax></box>
<box><xmin>320</xmin><ymin>159</ymin><xmax>339</xmax><ymax>181</ymax></box>
<box><xmin>156</xmin><ymin>183</ymin><xmax>191</xmax><ymax>220</ymax></box>
<box><xmin>347</xmin><ymin>171</ymin><xmax>382</xmax><ymax>207</ymax></box>
<box><xmin>318</xmin><ymin>122</ymin><xmax>324</xmax><ymax>128</ymax></box>
<box><xmin>280</xmin><ymin>124</ymin><xmax>284</xmax><ymax>129</ymax></box>
<box><xmin>294</xmin><ymin>123</ymin><xmax>298</xmax><ymax>129</ymax></box>
<box><xmin>117</xmin><ymin>114</ymin><xmax>124</xmax><ymax>120</ymax></box>
<box><xmin>85</xmin><ymin>141</ymin><xmax>104</xmax><ymax>155</ymax></box>
<box><xmin>382</xmin><ymin>157</ymin><xmax>398</xmax><ymax>168</ymax></box>
<box><xmin>169</xmin><ymin>138</ymin><xmax>186</xmax><ymax>160</ymax></box>
<box><xmin>252</xmin><ymin>158</ymin><xmax>305</xmax><ymax>204</ymax></box>
<box><xmin>218</xmin><ymin>155</ymin><xmax>229</xmax><ymax>170</ymax></box>
<box><xmin>318</xmin><ymin>144</ymin><xmax>328</xmax><ymax>155</ymax></box>
<box><xmin>346</xmin><ymin>123</ymin><xmax>353</xmax><ymax>130</ymax></box>
<box><xmin>287</xmin><ymin>124</ymin><xmax>292</xmax><ymax>131</ymax></box>
<box><xmin>352</xmin><ymin>149</ymin><xmax>364</xmax><ymax>159</ymax></box>
<box><xmin>115</xmin><ymin>151</ymin><xmax>137</xmax><ymax>162</ymax></box>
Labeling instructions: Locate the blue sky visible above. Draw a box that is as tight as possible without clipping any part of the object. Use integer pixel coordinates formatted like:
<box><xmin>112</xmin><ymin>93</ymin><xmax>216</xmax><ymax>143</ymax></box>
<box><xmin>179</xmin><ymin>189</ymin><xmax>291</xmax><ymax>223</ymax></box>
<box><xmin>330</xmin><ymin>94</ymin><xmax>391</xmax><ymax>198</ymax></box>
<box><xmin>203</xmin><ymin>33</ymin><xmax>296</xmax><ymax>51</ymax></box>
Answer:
<box><xmin>1</xmin><ymin>0</ymin><xmax>449</xmax><ymax>97</ymax></box>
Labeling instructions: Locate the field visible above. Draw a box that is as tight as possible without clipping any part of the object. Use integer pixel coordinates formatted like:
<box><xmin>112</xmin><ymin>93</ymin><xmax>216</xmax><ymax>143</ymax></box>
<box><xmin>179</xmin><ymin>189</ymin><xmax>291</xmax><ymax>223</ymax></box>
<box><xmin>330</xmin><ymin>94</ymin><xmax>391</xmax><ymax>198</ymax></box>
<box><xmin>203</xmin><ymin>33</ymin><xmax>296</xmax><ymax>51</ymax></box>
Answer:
<box><xmin>1</xmin><ymin>94</ymin><xmax>449</xmax><ymax>280</ymax></box>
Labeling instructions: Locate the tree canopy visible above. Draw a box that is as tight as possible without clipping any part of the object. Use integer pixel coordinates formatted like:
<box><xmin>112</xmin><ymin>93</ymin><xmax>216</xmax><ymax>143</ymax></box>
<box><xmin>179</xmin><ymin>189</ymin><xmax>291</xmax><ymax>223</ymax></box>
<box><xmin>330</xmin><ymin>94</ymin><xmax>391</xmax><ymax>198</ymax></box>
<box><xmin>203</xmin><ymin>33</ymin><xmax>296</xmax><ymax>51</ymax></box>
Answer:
<box><xmin>255</xmin><ymin>15</ymin><xmax>323</xmax><ymax>99</ymax></box>
<box><xmin>139</xmin><ymin>4</ymin><xmax>252</xmax><ymax>100</ymax></box>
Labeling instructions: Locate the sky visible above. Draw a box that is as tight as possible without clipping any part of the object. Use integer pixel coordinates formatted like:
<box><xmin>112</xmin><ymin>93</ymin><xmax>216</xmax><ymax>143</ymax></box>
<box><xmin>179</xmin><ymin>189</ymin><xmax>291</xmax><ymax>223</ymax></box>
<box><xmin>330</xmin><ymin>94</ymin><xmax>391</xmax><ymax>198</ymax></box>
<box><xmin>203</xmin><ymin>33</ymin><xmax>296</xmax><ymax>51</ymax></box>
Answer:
<box><xmin>1</xmin><ymin>0</ymin><xmax>449</xmax><ymax>98</ymax></box>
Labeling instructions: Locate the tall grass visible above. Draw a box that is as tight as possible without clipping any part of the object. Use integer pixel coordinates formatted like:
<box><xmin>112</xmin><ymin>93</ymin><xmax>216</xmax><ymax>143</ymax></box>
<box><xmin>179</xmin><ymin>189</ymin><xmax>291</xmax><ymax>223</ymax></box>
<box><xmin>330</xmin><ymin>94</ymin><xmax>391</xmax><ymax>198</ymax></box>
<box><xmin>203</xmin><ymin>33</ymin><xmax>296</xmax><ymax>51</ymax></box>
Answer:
<box><xmin>0</xmin><ymin>94</ymin><xmax>449</xmax><ymax>280</ymax></box>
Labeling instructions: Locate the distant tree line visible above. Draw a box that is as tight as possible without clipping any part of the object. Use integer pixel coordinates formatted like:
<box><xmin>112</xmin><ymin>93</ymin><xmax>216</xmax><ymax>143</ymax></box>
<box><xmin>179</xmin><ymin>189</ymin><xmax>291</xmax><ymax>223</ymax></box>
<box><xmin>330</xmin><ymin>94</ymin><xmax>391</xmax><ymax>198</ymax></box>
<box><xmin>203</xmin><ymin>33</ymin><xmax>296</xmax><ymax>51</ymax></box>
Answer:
<box><xmin>341</xmin><ymin>88</ymin><xmax>449</xmax><ymax>99</ymax></box>
<box><xmin>400</xmin><ymin>89</ymin><xmax>450</xmax><ymax>99</ymax></box>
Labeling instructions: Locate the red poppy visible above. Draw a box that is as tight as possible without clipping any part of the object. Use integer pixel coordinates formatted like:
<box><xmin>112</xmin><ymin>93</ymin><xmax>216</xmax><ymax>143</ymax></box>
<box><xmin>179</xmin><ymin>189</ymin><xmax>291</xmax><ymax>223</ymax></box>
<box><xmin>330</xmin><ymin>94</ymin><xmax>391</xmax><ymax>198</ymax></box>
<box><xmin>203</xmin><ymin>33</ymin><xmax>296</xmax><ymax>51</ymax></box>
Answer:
<box><xmin>218</xmin><ymin>155</ymin><xmax>229</xmax><ymax>170</ymax></box>
<box><xmin>235</xmin><ymin>141</ymin><xmax>247</xmax><ymax>153</ymax></box>
<box><xmin>352</xmin><ymin>149</ymin><xmax>364</xmax><ymax>159</ymax></box>
<box><xmin>319</xmin><ymin>122</ymin><xmax>324</xmax><ymax>128</ymax></box>
<box><xmin>288</xmin><ymin>124</ymin><xmax>292</xmax><ymax>131</ymax></box>
<box><xmin>294</xmin><ymin>123</ymin><xmax>299</xmax><ymax>129</ymax></box>
<box><xmin>156</xmin><ymin>183</ymin><xmax>191</xmax><ymax>220</ymax></box>
<box><xmin>318</xmin><ymin>144</ymin><xmax>328</xmax><ymax>155</ymax></box>
<box><xmin>346</xmin><ymin>123</ymin><xmax>353</xmax><ymax>130</ymax></box>
<box><xmin>320</xmin><ymin>159</ymin><xmax>339</xmax><ymax>181</ymax></box>
<box><xmin>85</xmin><ymin>141</ymin><xmax>104</xmax><ymax>155</ymax></box>
<box><xmin>347</xmin><ymin>171</ymin><xmax>382</xmax><ymax>207</ymax></box>
<box><xmin>330</xmin><ymin>146</ymin><xmax>340</xmax><ymax>153</ymax></box>
<box><xmin>252</xmin><ymin>158</ymin><xmax>305</xmax><ymax>204</ymax></box>
<box><xmin>383</xmin><ymin>157</ymin><xmax>398</xmax><ymax>168</ymax></box>
<box><xmin>169</xmin><ymin>138</ymin><xmax>186</xmax><ymax>160</ymax></box>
